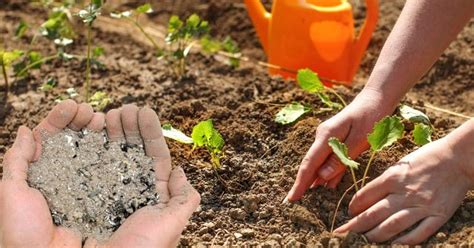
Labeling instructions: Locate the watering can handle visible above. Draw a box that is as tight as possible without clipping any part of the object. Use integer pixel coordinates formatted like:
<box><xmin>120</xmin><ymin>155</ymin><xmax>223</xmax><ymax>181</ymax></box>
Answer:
<box><xmin>244</xmin><ymin>0</ymin><xmax>271</xmax><ymax>53</ymax></box>
<box><xmin>351</xmin><ymin>0</ymin><xmax>378</xmax><ymax>76</ymax></box>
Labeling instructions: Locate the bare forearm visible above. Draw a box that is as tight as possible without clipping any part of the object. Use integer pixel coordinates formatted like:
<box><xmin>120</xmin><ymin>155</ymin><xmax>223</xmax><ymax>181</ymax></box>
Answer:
<box><xmin>445</xmin><ymin>118</ymin><xmax>474</xmax><ymax>185</ymax></box>
<box><xmin>361</xmin><ymin>0</ymin><xmax>473</xmax><ymax>110</ymax></box>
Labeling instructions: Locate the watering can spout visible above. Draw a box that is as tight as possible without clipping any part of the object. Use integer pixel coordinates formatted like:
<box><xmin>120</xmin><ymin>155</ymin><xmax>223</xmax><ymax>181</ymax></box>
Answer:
<box><xmin>244</xmin><ymin>0</ymin><xmax>271</xmax><ymax>53</ymax></box>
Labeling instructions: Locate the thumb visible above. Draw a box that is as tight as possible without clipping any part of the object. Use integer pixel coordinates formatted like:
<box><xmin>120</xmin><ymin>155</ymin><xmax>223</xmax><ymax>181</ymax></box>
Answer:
<box><xmin>2</xmin><ymin>126</ymin><xmax>36</xmax><ymax>182</ymax></box>
<box><xmin>167</xmin><ymin>167</ymin><xmax>201</xmax><ymax>224</ymax></box>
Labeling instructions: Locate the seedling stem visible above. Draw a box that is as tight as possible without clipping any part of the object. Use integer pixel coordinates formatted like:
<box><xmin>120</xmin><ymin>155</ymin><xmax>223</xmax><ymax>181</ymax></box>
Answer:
<box><xmin>361</xmin><ymin>151</ymin><xmax>376</xmax><ymax>188</ymax></box>
<box><xmin>16</xmin><ymin>54</ymin><xmax>59</xmax><ymax>77</ymax></box>
<box><xmin>326</xmin><ymin>87</ymin><xmax>347</xmax><ymax>107</ymax></box>
<box><xmin>1</xmin><ymin>62</ymin><xmax>8</xmax><ymax>100</ymax></box>
<box><xmin>85</xmin><ymin>25</ymin><xmax>92</xmax><ymax>101</ymax></box>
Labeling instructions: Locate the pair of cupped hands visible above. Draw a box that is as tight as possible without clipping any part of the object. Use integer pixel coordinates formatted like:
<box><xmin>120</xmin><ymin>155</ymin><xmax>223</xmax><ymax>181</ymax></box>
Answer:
<box><xmin>0</xmin><ymin>100</ymin><xmax>200</xmax><ymax>248</ymax></box>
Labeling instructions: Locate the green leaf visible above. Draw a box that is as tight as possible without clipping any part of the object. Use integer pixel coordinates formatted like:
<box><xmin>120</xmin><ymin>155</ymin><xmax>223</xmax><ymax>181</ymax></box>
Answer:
<box><xmin>15</xmin><ymin>20</ymin><xmax>28</xmax><ymax>38</ymax></box>
<box><xmin>200</xmin><ymin>36</ymin><xmax>221</xmax><ymax>54</ymax></box>
<box><xmin>399</xmin><ymin>104</ymin><xmax>431</xmax><ymax>125</ymax></box>
<box><xmin>368</xmin><ymin>116</ymin><xmax>404</xmax><ymax>152</ymax></box>
<box><xmin>28</xmin><ymin>51</ymin><xmax>42</xmax><ymax>69</ymax></box>
<box><xmin>168</xmin><ymin>15</ymin><xmax>183</xmax><ymax>33</ymax></box>
<box><xmin>297</xmin><ymin>68</ymin><xmax>324</xmax><ymax>94</ymax></box>
<box><xmin>136</xmin><ymin>3</ymin><xmax>153</xmax><ymax>14</ymax></box>
<box><xmin>93</xmin><ymin>47</ymin><xmax>104</xmax><ymax>58</ymax></box>
<box><xmin>92</xmin><ymin>0</ymin><xmax>103</xmax><ymax>8</ymax></box>
<box><xmin>162</xmin><ymin>124</ymin><xmax>193</xmax><ymax>144</ymax></box>
<box><xmin>0</xmin><ymin>50</ymin><xmax>24</xmax><ymax>67</ymax></box>
<box><xmin>413</xmin><ymin>123</ymin><xmax>432</xmax><ymax>146</ymax></box>
<box><xmin>275</xmin><ymin>102</ymin><xmax>311</xmax><ymax>125</ymax></box>
<box><xmin>191</xmin><ymin>119</ymin><xmax>225</xmax><ymax>167</ymax></box>
<box><xmin>328</xmin><ymin>137</ymin><xmax>359</xmax><ymax>170</ymax></box>
<box><xmin>186</xmin><ymin>14</ymin><xmax>200</xmax><ymax>28</ymax></box>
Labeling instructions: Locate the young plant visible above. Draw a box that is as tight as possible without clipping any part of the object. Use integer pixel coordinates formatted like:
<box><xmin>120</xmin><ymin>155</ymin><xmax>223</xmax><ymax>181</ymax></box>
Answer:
<box><xmin>162</xmin><ymin>120</ymin><xmax>225</xmax><ymax>168</ymax></box>
<box><xmin>39</xmin><ymin>77</ymin><xmax>58</xmax><ymax>92</ymax></box>
<box><xmin>275</xmin><ymin>102</ymin><xmax>311</xmax><ymax>125</ymax></box>
<box><xmin>78</xmin><ymin>0</ymin><xmax>102</xmax><ymax>101</ymax></box>
<box><xmin>166</xmin><ymin>14</ymin><xmax>209</xmax><ymax>76</ymax></box>
<box><xmin>200</xmin><ymin>35</ymin><xmax>241</xmax><ymax>68</ymax></box>
<box><xmin>297</xmin><ymin>68</ymin><xmax>346</xmax><ymax>110</ymax></box>
<box><xmin>399</xmin><ymin>104</ymin><xmax>433</xmax><ymax>146</ymax></box>
<box><xmin>222</xmin><ymin>36</ymin><xmax>240</xmax><ymax>68</ymax></box>
<box><xmin>40</xmin><ymin>6</ymin><xmax>75</xmax><ymax>41</ymax></box>
<box><xmin>328</xmin><ymin>137</ymin><xmax>360</xmax><ymax>191</ymax></box>
<box><xmin>110</xmin><ymin>3</ymin><xmax>162</xmax><ymax>56</ymax></box>
<box><xmin>0</xmin><ymin>49</ymin><xmax>23</xmax><ymax>100</ymax></box>
<box><xmin>362</xmin><ymin>116</ymin><xmax>404</xmax><ymax>187</ymax></box>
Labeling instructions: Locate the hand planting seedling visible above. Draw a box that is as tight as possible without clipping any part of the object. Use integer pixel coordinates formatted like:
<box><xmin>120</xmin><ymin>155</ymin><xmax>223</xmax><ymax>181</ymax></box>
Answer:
<box><xmin>162</xmin><ymin>120</ymin><xmax>225</xmax><ymax>169</ymax></box>
<box><xmin>165</xmin><ymin>14</ymin><xmax>209</xmax><ymax>76</ymax></box>
<box><xmin>328</xmin><ymin>115</ymin><xmax>404</xmax><ymax>231</ymax></box>
<box><xmin>78</xmin><ymin>0</ymin><xmax>103</xmax><ymax>101</ymax></box>
<box><xmin>399</xmin><ymin>104</ymin><xmax>433</xmax><ymax>146</ymax></box>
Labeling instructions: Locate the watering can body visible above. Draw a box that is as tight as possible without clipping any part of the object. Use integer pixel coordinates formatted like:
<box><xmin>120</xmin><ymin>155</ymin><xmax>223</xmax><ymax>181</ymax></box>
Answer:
<box><xmin>244</xmin><ymin>0</ymin><xmax>378</xmax><ymax>85</ymax></box>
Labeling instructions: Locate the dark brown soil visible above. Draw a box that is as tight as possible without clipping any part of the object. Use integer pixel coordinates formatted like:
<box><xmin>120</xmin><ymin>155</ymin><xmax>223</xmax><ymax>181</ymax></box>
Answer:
<box><xmin>1</xmin><ymin>0</ymin><xmax>473</xmax><ymax>246</ymax></box>
<box><xmin>28</xmin><ymin>129</ymin><xmax>158</xmax><ymax>241</ymax></box>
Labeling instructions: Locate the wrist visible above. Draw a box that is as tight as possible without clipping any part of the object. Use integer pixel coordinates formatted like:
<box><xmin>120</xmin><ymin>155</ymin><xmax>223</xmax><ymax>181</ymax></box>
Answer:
<box><xmin>352</xmin><ymin>86</ymin><xmax>398</xmax><ymax>117</ymax></box>
<box><xmin>444</xmin><ymin>119</ymin><xmax>474</xmax><ymax>188</ymax></box>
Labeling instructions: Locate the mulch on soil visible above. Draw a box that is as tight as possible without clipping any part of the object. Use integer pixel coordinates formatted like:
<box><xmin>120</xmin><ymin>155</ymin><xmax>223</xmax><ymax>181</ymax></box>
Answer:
<box><xmin>1</xmin><ymin>0</ymin><xmax>473</xmax><ymax>246</ymax></box>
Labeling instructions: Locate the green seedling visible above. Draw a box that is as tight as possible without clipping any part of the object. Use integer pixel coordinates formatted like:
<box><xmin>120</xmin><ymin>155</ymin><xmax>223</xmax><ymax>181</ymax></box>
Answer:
<box><xmin>40</xmin><ymin>6</ymin><xmax>75</xmax><ymax>41</ymax></box>
<box><xmin>399</xmin><ymin>104</ymin><xmax>433</xmax><ymax>146</ymax></box>
<box><xmin>362</xmin><ymin>116</ymin><xmax>404</xmax><ymax>187</ymax></box>
<box><xmin>162</xmin><ymin>124</ymin><xmax>194</xmax><ymax>144</ymax></box>
<box><xmin>191</xmin><ymin>119</ymin><xmax>225</xmax><ymax>168</ymax></box>
<box><xmin>222</xmin><ymin>36</ymin><xmax>240</xmax><ymax>68</ymax></box>
<box><xmin>1</xmin><ymin>49</ymin><xmax>24</xmax><ymax>100</ymax></box>
<box><xmin>78</xmin><ymin>0</ymin><xmax>103</xmax><ymax>101</ymax></box>
<box><xmin>328</xmin><ymin>137</ymin><xmax>360</xmax><ymax>191</ymax></box>
<box><xmin>110</xmin><ymin>3</ymin><xmax>162</xmax><ymax>56</ymax></box>
<box><xmin>200</xmin><ymin>35</ymin><xmax>241</xmax><ymax>68</ymax></box>
<box><xmin>88</xmin><ymin>91</ymin><xmax>111</xmax><ymax>111</ymax></box>
<box><xmin>161</xmin><ymin>120</ymin><xmax>225</xmax><ymax>168</ymax></box>
<box><xmin>166</xmin><ymin>14</ymin><xmax>209</xmax><ymax>76</ymax></box>
<box><xmin>275</xmin><ymin>102</ymin><xmax>311</xmax><ymax>125</ymax></box>
<box><xmin>297</xmin><ymin>69</ymin><xmax>346</xmax><ymax>110</ymax></box>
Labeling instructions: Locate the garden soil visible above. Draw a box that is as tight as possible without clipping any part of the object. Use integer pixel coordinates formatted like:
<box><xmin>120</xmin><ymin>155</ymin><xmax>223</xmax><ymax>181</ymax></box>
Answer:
<box><xmin>28</xmin><ymin>129</ymin><xmax>158</xmax><ymax>241</ymax></box>
<box><xmin>1</xmin><ymin>0</ymin><xmax>473</xmax><ymax>246</ymax></box>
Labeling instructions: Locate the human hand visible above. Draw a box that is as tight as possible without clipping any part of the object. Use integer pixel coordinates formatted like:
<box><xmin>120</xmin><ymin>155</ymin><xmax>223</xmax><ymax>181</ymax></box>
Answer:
<box><xmin>0</xmin><ymin>100</ymin><xmax>104</xmax><ymax>248</ymax></box>
<box><xmin>84</xmin><ymin>105</ymin><xmax>201</xmax><ymax>248</ymax></box>
<box><xmin>334</xmin><ymin>134</ymin><xmax>474</xmax><ymax>245</ymax></box>
<box><xmin>286</xmin><ymin>88</ymin><xmax>395</xmax><ymax>201</ymax></box>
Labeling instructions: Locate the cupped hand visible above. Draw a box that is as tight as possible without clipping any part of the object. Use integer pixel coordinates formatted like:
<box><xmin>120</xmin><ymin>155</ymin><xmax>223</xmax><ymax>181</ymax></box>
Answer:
<box><xmin>334</xmin><ymin>136</ymin><xmax>473</xmax><ymax>245</ymax></box>
<box><xmin>85</xmin><ymin>104</ymin><xmax>201</xmax><ymax>248</ymax></box>
<box><xmin>286</xmin><ymin>88</ymin><xmax>395</xmax><ymax>201</ymax></box>
<box><xmin>0</xmin><ymin>100</ymin><xmax>104</xmax><ymax>248</ymax></box>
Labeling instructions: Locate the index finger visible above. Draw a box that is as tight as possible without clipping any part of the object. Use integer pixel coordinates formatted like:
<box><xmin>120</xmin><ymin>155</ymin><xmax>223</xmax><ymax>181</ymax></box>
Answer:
<box><xmin>286</xmin><ymin>138</ymin><xmax>332</xmax><ymax>202</ymax></box>
<box><xmin>138</xmin><ymin>107</ymin><xmax>172</xmax><ymax>203</ymax></box>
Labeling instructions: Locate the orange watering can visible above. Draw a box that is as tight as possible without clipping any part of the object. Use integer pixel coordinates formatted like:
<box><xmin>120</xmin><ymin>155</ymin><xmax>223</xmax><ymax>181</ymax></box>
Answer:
<box><xmin>244</xmin><ymin>0</ymin><xmax>378</xmax><ymax>85</ymax></box>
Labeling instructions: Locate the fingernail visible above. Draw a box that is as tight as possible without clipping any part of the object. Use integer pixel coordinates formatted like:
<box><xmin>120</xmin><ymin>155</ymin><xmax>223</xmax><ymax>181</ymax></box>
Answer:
<box><xmin>282</xmin><ymin>195</ymin><xmax>289</xmax><ymax>204</ymax></box>
<box><xmin>319</xmin><ymin>165</ymin><xmax>335</xmax><ymax>180</ymax></box>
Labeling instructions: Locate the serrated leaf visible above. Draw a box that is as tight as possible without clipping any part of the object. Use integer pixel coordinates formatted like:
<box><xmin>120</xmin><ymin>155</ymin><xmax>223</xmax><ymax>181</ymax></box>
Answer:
<box><xmin>162</xmin><ymin>124</ymin><xmax>193</xmax><ymax>144</ymax></box>
<box><xmin>297</xmin><ymin>68</ymin><xmax>324</xmax><ymax>94</ymax></box>
<box><xmin>368</xmin><ymin>116</ymin><xmax>404</xmax><ymax>152</ymax></box>
<box><xmin>413</xmin><ymin>123</ymin><xmax>432</xmax><ymax>146</ymax></box>
<box><xmin>328</xmin><ymin>137</ymin><xmax>359</xmax><ymax>170</ymax></box>
<box><xmin>136</xmin><ymin>3</ymin><xmax>153</xmax><ymax>14</ymax></box>
<box><xmin>275</xmin><ymin>102</ymin><xmax>311</xmax><ymax>125</ymax></box>
<box><xmin>399</xmin><ymin>105</ymin><xmax>430</xmax><ymax>125</ymax></box>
